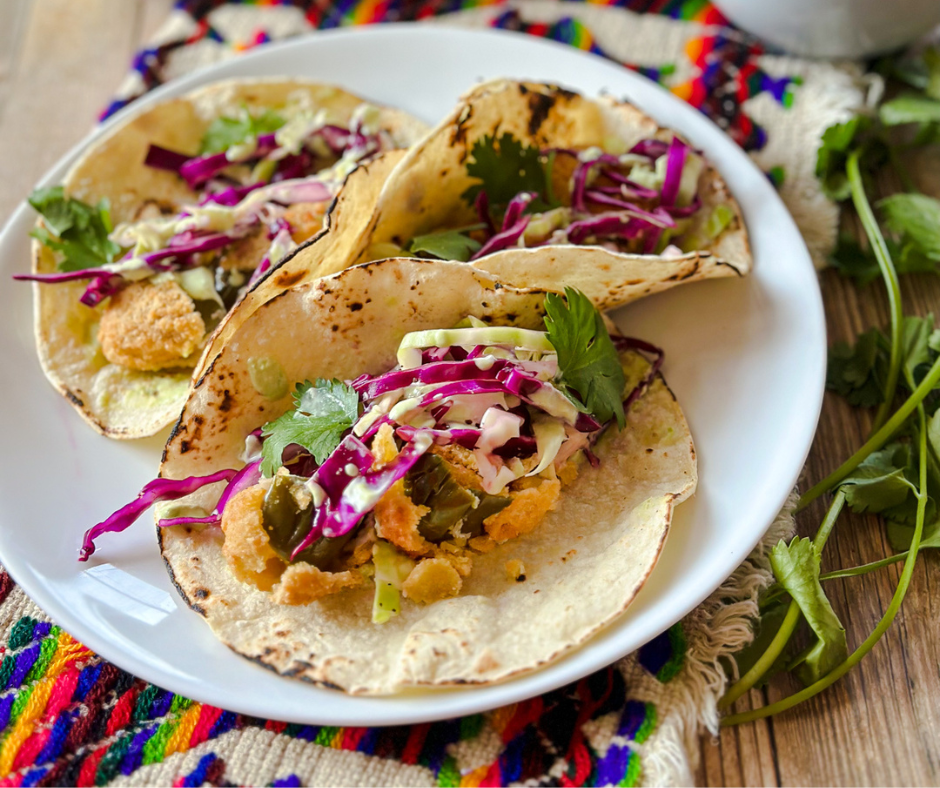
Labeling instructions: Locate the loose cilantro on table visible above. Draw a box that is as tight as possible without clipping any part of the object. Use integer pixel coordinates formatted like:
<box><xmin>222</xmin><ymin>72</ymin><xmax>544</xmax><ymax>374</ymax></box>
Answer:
<box><xmin>721</xmin><ymin>46</ymin><xmax>940</xmax><ymax>726</ymax></box>
<box><xmin>770</xmin><ymin>537</ymin><xmax>848</xmax><ymax>685</ymax></box>
<box><xmin>829</xmin><ymin>235</ymin><xmax>935</xmax><ymax>285</ymax></box>
<box><xmin>826</xmin><ymin>328</ymin><xmax>886</xmax><ymax>407</ymax></box>
<box><xmin>28</xmin><ymin>186</ymin><xmax>122</xmax><ymax>271</ymax></box>
<box><xmin>199</xmin><ymin>108</ymin><xmax>285</xmax><ymax>155</ymax></box>
<box><xmin>260</xmin><ymin>379</ymin><xmax>360</xmax><ymax>477</ymax></box>
<box><xmin>544</xmin><ymin>287</ymin><xmax>626</xmax><ymax>429</ymax></box>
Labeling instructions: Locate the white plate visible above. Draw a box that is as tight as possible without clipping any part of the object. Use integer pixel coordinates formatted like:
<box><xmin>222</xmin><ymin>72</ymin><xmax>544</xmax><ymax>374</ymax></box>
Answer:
<box><xmin>0</xmin><ymin>26</ymin><xmax>824</xmax><ymax>725</ymax></box>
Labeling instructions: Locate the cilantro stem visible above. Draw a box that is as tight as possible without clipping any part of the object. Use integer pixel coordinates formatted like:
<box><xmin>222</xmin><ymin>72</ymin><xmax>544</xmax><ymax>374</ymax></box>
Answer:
<box><xmin>797</xmin><ymin>353</ymin><xmax>940</xmax><ymax>510</ymax></box>
<box><xmin>761</xmin><ymin>552</ymin><xmax>909</xmax><ymax>606</ymax></box>
<box><xmin>846</xmin><ymin>150</ymin><xmax>903</xmax><ymax>434</ymax></box>
<box><xmin>723</xmin><ymin>404</ymin><xmax>928</xmax><ymax>727</ymax></box>
<box><xmin>718</xmin><ymin>490</ymin><xmax>846</xmax><ymax>710</ymax></box>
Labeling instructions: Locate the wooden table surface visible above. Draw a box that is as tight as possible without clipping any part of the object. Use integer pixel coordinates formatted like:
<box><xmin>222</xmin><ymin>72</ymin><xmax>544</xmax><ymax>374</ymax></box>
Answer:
<box><xmin>1</xmin><ymin>1</ymin><xmax>938</xmax><ymax>785</ymax></box>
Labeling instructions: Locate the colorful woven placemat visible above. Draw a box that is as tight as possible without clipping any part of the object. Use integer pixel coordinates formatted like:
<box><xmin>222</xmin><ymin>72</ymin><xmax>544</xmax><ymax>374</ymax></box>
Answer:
<box><xmin>0</xmin><ymin>2</ymin><xmax>869</xmax><ymax>785</ymax></box>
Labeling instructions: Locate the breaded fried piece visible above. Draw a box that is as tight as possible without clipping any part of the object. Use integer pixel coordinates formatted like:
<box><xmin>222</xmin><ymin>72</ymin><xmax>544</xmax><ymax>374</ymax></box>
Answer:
<box><xmin>284</xmin><ymin>201</ymin><xmax>329</xmax><ymax>243</ymax></box>
<box><xmin>220</xmin><ymin>485</ymin><xmax>285</xmax><ymax>591</ymax></box>
<box><xmin>374</xmin><ymin>480</ymin><xmax>433</xmax><ymax>556</ymax></box>
<box><xmin>98</xmin><ymin>279</ymin><xmax>206</xmax><ymax>371</ymax></box>
<box><xmin>273</xmin><ymin>563</ymin><xmax>362</xmax><ymax>606</ymax></box>
<box><xmin>402</xmin><ymin>557</ymin><xmax>462</xmax><ymax>605</ymax></box>
<box><xmin>217</xmin><ymin>228</ymin><xmax>271</xmax><ymax>271</ymax></box>
<box><xmin>429</xmin><ymin>444</ymin><xmax>484</xmax><ymax>489</ymax></box>
<box><xmin>372</xmin><ymin>424</ymin><xmax>435</xmax><ymax>556</ymax></box>
<box><xmin>484</xmin><ymin>478</ymin><xmax>561</xmax><ymax>543</ymax></box>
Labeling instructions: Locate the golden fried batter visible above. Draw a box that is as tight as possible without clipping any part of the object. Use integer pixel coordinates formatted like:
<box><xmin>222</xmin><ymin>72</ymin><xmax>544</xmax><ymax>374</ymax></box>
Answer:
<box><xmin>484</xmin><ymin>478</ymin><xmax>561</xmax><ymax>543</ymax></box>
<box><xmin>374</xmin><ymin>481</ymin><xmax>433</xmax><ymax>556</ymax></box>
<box><xmin>98</xmin><ymin>279</ymin><xmax>205</xmax><ymax>371</ymax></box>
<box><xmin>220</xmin><ymin>485</ymin><xmax>285</xmax><ymax>591</ymax></box>
<box><xmin>402</xmin><ymin>557</ymin><xmax>462</xmax><ymax>605</ymax></box>
<box><xmin>373</xmin><ymin>425</ymin><xmax>435</xmax><ymax>556</ymax></box>
<box><xmin>217</xmin><ymin>228</ymin><xmax>271</xmax><ymax>271</ymax></box>
<box><xmin>284</xmin><ymin>201</ymin><xmax>328</xmax><ymax>243</ymax></box>
<box><xmin>429</xmin><ymin>444</ymin><xmax>484</xmax><ymax>489</ymax></box>
<box><xmin>272</xmin><ymin>563</ymin><xmax>363</xmax><ymax>606</ymax></box>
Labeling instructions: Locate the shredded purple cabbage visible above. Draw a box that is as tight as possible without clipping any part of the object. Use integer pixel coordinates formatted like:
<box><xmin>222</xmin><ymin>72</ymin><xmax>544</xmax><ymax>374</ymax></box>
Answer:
<box><xmin>470</xmin><ymin>217</ymin><xmax>530</xmax><ymax>260</ymax></box>
<box><xmin>501</xmin><ymin>192</ymin><xmax>537</xmax><ymax>230</ymax></box>
<box><xmin>80</xmin><ymin>469</ymin><xmax>238</xmax><ymax>561</ymax></box>
<box><xmin>14</xmin><ymin>268</ymin><xmax>114</xmax><ymax>284</ymax></box>
<box><xmin>353</xmin><ymin>358</ymin><xmax>514</xmax><ymax>400</ymax></box>
<box><xmin>80</xmin><ymin>274</ymin><xmax>126</xmax><ymax>307</ymax></box>
<box><xmin>565</xmin><ymin>214</ymin><xmax>645</xmax><ymax>245</ymax></box>
<box><xmin>630</xmin><ymin>139</ymin><xmax>670</xmax><ymax>159</ymax></box>
<box><xmin>144</xmin><ymin>145</ymin><xmax>190</xmax><ymax>173</ymax></box>
<box><xmin>660</xmin><ymin>138</ymin><xmax>688</xmax><ymax>207</ymax></box>
<box><xmin>583</xmin><ymin>192</ymin><xmax>675</xmax><ymax>228</ymax></box>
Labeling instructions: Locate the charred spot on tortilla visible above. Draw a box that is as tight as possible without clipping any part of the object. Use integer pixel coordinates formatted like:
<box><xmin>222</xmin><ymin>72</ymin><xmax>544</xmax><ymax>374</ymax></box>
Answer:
<box><xmin>64</xmin><ymin>388</ymin><xmax>85</xmax><ymax>408</ymax></box>
<box><xmin>525</xmin><ymin>89</ymin><xmax>558</xmax><ymax>137</ymax></box>
<box><xmin>452</xmin><ymin>104</ymin><xmax>474</xmax><ymax>157</ymax></box>
<box><xmin>274</xmin><ymin>270</ymin><xmax>305</xmax><ymax>289</ymax></box>
<box><xmin>194</xmin><ymin>588</ymin><xmax>210</xmax><ymax>599</ymax></box>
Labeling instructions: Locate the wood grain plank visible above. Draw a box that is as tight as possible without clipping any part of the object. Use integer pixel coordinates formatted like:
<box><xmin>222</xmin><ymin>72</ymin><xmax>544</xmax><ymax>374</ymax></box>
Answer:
<box><xmin>707</xmin><ymin>276</ymin><xmax>940</xmax><ymax>787</ymax></box>
<box><xmin>0</xmin><ymin>0</ymin><xmax>145</xmax><ymax>222</ymax></box>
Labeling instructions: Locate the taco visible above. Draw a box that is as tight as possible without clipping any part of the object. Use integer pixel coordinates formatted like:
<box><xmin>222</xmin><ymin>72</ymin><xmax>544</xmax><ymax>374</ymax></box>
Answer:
<box><xmin>348</xmin><ymin>80</ymin><xmax>750</xmax><ymax>311</ymax></box>
<box><xmin>82</xmin><ymin>258</ymin><xmax>696</xmax><ymax>694</ymax></box>
<box><xmin>17</xmin><ymin>78</ymin><xmax>427</xmax><ymax>439</ymax></box>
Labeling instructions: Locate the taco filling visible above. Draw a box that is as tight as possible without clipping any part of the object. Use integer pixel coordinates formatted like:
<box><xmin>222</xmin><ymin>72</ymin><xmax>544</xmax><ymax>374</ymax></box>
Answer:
<box><xmin>81</xmin><ymin>288</ymin><xmax>664</xmax><ymax>624</ymax></box>
<box><xmin>368</xmin><ymin>132</ymin><xmax>735</xmax><ymax>264</ymax></box>
<box><xmin>18</xmin><ymin>102</ymin><xmax>395</xmax><ymax>371</ymax></box>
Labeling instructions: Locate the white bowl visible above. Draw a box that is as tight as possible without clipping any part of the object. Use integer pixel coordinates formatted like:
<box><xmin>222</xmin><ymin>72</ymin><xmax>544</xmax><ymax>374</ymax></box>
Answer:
<box><xmin>714</xmin><ymin>0</ymin><xmax>940</xmax><ymax>59</ymax></box>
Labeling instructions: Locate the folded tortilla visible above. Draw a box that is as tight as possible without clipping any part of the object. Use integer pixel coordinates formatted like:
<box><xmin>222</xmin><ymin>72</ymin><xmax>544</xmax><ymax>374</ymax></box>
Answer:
<box><xmin>30</xmin><ymin>79</ymin><xmax>427</xmax><ymax>439</ymax></box>
<box><xmin>348</xmin><ymin>79</ymin><xmax>750</xmax><ymax>311</ymax></box>
<box><xmin>159</xmin><ymin>258</ymin><xmax>696</xmax><ymax>694</ymax></box>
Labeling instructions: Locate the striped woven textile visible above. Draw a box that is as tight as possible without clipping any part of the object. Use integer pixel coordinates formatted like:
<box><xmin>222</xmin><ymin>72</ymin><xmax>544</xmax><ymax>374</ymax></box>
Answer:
<box><xmin>0</xmin><ymin>574</ymin><xmax>683</xmax><ymax>786</ymax></box>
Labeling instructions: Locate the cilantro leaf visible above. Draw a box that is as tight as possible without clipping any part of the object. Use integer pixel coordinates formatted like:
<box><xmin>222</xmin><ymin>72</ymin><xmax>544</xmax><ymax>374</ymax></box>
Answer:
<box><xmin>462</xmin><ymin>133</ymin><xmax>548</xmax><ymax>207</ymax></box>
<box><xmin>887</xmin><ymin>518</ymin><xmax>940</xmax><ymax>552</ymax></box>
<box><xmin>902</xmin><ymin>314</ymin><xmax>937</xmax><ymax>385</ymax></box>
<box><xmin>815</xmin><ymin>118</ymin><xmax>866</xmax><ymax>201</ymax></box>
<box><xmin>28</xmin><ymin>186</ymin><xmax>121</xmax><ymax>272</ymax></box>
<box><xmin>731</xmin><ymin>596</ymin><xmax>793</xmax><ymax>688</ymax></box>
<box><xmin>879</xmin><ymin>193</ymin><xmax>940</xmax><ymax>261</ymax></box>
<box><xmin>826</xmin><ymin>328</ymin><xmax>887</xmax><ymax>407</ymax></box>
<box><xmin>260</xmin><ymin>379</ymin><xmax>359</xmax><ymax>476</ymax></box>
<box><xmin>829</xmin><ymin>235</ymin><xmax>882</xmax><ymax>286</ymax></box>
<box><xmin>840</xmin><ymin>443</ymin><xmax>918</xmax><ymax>514</ymax></box>
<box><xmin>815</xmin><ymin>117</ymin><xmax>888</xmax><ymax>202</ymax></box>
<box><xmin>544</xmin><ymin>287</ymin><xmax>626</xmax><ymax>429</ymax></box>
<box><xmin>828</xmin><ymin>235</ymin><xmax>934</xmax><ymax>285</ymax></box>
<box><xmin>886</xmin><ymin>46</ymin><xmax>940</xmax><ymax>99</ymax></box>
<box><xmin>199</xmin><ymin>109</ymin><xmax>285</xmax><ymax>155</ymax></box>
<box><xmin>770</xmin><ymin>537</ymin><xmax>848</xmax><ymax>686</ymax></box>
<box><xmin>879</xmin><ymin>93</ymin><xmax>940</xmax><ymax>127</ymax></box>
<box><xmin>407</xmin><ymin>228</ymin><xmax>482</xmax><ymax>262</ymax></box>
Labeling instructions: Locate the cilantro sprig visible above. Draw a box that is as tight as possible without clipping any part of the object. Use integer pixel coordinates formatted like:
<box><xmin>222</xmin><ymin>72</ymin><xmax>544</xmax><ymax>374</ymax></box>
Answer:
<box><xmin>462</xmin><ymin>133</ymin><xmax>550</xmax><ymax>208</ymax></box>
<box><xmin>406</xmin><ymin>226</ymin><xmax>484</xmax><ymax>262</ymax></box>
<box><xmin>28</xmin><ymin>186</ymin><xmax>122</xmax><ymax>272</ymax></box>
<box><xmin>260</xmin><ymin>379</ymin><xmax>360</xmax><ymax>476</ymax></box>
<box><xmin>199</xmin><ymin>108</ymin><xmax>285</xmax><ymax>155</ymax></box>
<box><xmin>544</xmin><ymin>287</ymin><xmax>626</xmax><ymax>429</ymax></box>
